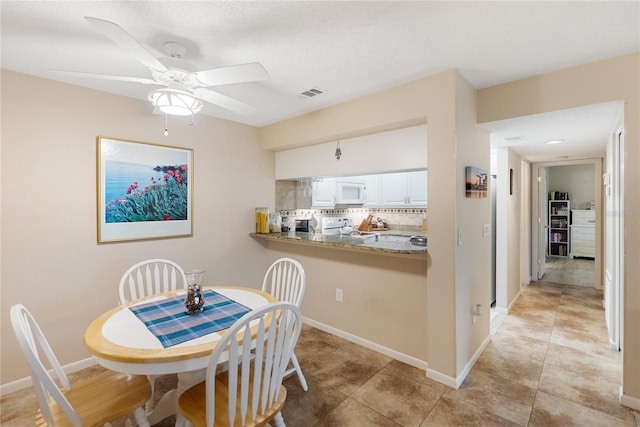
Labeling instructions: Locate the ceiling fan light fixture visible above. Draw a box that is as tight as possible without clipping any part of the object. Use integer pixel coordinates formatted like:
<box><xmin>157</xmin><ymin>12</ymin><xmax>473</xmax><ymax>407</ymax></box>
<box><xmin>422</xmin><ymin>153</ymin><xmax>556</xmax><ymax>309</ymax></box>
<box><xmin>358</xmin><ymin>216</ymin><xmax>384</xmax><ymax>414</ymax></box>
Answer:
<box><xmin>148</xmin><ymin>88</ymin><xmax>203</xmax><ymax>116</ymax></box>
<box><xmin>545</xmin><ymin>139</ymin><xmax>564</xmax><ymax>145</ymax></box>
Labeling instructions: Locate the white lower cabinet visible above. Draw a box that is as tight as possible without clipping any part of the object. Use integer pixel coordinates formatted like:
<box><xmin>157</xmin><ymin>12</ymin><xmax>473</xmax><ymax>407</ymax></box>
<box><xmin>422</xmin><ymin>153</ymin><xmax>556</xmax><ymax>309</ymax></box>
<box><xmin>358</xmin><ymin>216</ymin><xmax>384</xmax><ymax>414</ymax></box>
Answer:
<box><xmin>570</xmin><ymin>210</ymin><xmax>595</xmax><ymax>259</ymax></box>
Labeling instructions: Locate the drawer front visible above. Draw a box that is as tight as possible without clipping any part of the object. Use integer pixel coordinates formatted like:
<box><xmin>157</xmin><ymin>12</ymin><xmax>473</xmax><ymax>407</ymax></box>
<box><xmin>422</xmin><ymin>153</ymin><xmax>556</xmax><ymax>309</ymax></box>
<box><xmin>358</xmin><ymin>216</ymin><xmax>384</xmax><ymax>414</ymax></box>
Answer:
<box><xmin>571</xmin><ymin>226</ymin><xmax>594</xmax><ymax>239</ymax></box>
<box><xmin>572</xmin><ymin>210</ymin><xmax>595</xmax><ymax>226</ymax></box>
<box><xmin>571</xmin><ymin>245</ymin><xmax>595</xmax><ymax>256</ymax></box>
<box><xmin>572</xmin><ymin>230</ymin><xmax>595</xmax><ymax>240</ymax></box>
<box><xmin>572</xmin><ymin>240</ymin><xmax>595</xmax><ymax>251</ymax></box>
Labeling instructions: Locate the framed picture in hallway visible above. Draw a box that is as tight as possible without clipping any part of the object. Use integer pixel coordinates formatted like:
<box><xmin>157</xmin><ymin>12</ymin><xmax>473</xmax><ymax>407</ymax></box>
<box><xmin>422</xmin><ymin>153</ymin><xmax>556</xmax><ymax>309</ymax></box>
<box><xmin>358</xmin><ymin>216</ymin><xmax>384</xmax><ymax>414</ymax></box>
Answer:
<box><xmin>465</xmin><ymin>166</ymin><xmax>488</xmax><ymax>198</ymax></box>
<box><xmin>97</xmin><ymin>136</ymin><xmax>193</xmax><ymax>243</ymax></box>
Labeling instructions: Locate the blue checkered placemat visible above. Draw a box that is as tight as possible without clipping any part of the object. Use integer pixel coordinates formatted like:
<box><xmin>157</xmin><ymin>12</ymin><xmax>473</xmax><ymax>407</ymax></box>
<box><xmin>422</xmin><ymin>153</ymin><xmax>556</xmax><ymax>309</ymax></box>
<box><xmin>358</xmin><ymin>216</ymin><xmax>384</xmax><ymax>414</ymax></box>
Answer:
<box><xmin>129</xmin><ymin>290</ymin><xmax>251</xmax><ymax>348</ymax></box>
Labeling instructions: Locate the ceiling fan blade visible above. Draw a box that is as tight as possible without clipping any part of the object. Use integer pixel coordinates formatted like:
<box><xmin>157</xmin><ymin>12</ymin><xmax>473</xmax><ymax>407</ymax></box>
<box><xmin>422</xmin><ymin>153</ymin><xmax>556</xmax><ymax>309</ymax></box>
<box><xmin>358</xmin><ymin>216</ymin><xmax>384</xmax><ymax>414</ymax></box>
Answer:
<box><xmin>50</xmin><ymin>69</ymin><xmax>158</xmax><ymax>85</ymax></box>
<box><xmin>193</xmin><ymin>88</ymin><xmax>257</xmax><ymax>116</ymax></box>
<box><xmin>194</xmin><ymin>62</ymin><xmax>269</xmax><ymax>87</ymax></box>
<box><xmin>85</xmin><ymin>17</ymin><xmax>168</xmax><ymax>72</ymax></box>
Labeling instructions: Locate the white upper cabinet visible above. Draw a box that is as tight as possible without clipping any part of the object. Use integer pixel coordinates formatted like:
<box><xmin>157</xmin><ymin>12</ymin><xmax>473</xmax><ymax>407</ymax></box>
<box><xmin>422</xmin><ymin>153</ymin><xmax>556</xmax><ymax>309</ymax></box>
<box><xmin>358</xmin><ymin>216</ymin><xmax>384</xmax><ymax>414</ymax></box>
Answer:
<box><xmin>311</xmin><ymin>177</ymin><xmax>337</xmax><ymax>207</ymax></box>
<box><xmin>381</xmin><ymin>172</ymin><xmax>409</xmax><ymax>205</ymax></box>
<box><xmin>407</xmin><ymin>170</ymin><xmax>428</xmax><ymax>205</ymax></box>
<box><xmin>361</xmin><ymin>175</ymin><xmax>380</xmax><ymax>206</ymax></box>
<box><xmin>380</xmin><ymin>170</ymin><xmax>427</xmax><ymax>206</ymax></box>
<box><xmin>308</xmin><ymin>170</ymin><xmax>426</xmax><ymax>208</ymax></box>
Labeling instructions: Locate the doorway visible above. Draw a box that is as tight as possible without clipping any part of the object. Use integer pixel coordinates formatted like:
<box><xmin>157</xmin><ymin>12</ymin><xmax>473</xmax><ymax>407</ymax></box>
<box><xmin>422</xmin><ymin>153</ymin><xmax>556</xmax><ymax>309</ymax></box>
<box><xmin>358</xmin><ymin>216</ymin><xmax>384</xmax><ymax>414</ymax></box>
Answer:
<box><xmin>537</xmin><ymin>162</ymin><xmax>599</xmax><ymax>288</ymax></box>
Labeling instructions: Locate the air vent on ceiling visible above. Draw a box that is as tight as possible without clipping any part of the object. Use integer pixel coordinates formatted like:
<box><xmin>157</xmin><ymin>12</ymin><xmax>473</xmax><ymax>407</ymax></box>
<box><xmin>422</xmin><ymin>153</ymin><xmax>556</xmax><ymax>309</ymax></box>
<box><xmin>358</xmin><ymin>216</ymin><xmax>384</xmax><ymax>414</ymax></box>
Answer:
<box><xmin>503</xmin><ymin>136</ymin><xmax>527</xmax><ymax>144</ymax></box>
<box><xmin>300</xmin><ymin>87</ymin><xmax>324</xmax><ymax>98</ymax></box>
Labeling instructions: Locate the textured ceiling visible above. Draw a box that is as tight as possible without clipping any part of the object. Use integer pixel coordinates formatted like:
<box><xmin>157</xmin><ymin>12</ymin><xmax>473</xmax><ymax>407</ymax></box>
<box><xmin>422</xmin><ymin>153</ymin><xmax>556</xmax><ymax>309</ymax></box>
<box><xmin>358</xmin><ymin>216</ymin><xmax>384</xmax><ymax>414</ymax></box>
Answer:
<box><xmin>1</xmin><ymin>1</ymin><xmax>638</xmax><ymax>160</ymax></box>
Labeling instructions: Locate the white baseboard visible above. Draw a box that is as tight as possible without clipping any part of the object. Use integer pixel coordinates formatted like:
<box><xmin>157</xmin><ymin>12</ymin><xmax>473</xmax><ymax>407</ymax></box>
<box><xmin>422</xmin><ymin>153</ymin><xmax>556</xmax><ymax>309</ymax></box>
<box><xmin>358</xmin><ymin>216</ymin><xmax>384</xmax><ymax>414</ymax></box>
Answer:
<box><xmin>303</xmin><ymin>317</ymin><xmax>493</xmax><ymax>392</ymax></box>
<box><xmin>494</xmin><ymin>306</ymin><xmax>508</xmax><ymax>315</ymax></box>
<box><xmin>455</xmin><ymin>334</ymin><xmax>492</xmax><ymax>389</ymax></box>
<box><xmin>302</xmin><ymin>317</ymin><xmax>428</xmax><ymax>372</ymax></box>
<box><xmin>493</xmin><ymin>288</ymin><xmax>522</xmax><ymax>315</ymax></box>
<box><xmin>620</xmin><ymin>386</ymin><xmax>640</xmax><ymax>411</ymax></box>
<box><xmin>508</xmin><ymin>289</ymin><xmax>522</xmax><ymax>312</ymax></box>
<box><xmin>0</xmin><ymin>357</ymin><xmax>96</xmax><ymax>396</ymax></box>
<box><xmin>426</xmin><ymin>368</ymin><xmax>457</xmax><ymax>388</ymax></box>
<box><xmin>427</xmin><ymin>333</ymin><xmax>491</xmax><ymax>389</ymax></box>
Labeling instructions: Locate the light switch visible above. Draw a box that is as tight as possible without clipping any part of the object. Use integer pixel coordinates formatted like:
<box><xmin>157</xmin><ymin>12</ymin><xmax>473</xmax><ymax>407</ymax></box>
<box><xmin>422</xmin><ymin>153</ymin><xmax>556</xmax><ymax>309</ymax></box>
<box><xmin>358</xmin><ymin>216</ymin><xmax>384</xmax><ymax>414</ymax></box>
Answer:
<box><xmin>458</xmin><ymin>229</ymin><xmax>463</xmax><ymax>245</ymax></box>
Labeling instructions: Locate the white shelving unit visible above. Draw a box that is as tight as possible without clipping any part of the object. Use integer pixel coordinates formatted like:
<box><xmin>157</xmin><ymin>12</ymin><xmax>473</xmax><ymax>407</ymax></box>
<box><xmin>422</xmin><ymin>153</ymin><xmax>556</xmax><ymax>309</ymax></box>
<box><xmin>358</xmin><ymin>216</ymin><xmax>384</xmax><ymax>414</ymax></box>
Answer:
<box><xmin>549</xmin><ymin>200</ymin><xmax>570</xmax><ymax>257</ymax></box>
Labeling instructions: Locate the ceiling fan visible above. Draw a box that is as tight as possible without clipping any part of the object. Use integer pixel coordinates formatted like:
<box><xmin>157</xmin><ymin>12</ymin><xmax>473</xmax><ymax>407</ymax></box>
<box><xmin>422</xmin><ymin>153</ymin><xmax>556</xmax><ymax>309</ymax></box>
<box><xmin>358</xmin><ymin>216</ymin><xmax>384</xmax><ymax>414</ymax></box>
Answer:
<box><xmin>51</xmin><ymin>17</ymin><xmax>269</xmax><ymax>117</ymax></box>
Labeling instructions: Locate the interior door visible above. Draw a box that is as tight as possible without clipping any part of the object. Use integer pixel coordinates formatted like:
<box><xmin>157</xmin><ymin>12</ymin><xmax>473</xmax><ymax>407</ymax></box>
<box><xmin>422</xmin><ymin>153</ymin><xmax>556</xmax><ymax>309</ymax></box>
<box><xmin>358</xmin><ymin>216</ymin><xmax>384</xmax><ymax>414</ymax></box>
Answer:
<box><xmin>537</xmin><ymin>167</ymin><xmax>548</xmax><ymax>279</ymax></box>
<box><xmin>606</xmin><ymin>130</ymin><xmax>623</xmax><ymax>350</ymax></box>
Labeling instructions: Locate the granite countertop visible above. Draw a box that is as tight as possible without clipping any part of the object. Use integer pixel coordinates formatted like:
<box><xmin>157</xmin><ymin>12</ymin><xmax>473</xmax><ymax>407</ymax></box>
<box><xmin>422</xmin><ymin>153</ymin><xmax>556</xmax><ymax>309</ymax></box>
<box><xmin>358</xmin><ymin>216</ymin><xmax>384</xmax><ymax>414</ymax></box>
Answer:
<box><xmin>250</xmin><ymin>230</ymin><xmax>428</xmax><ymax>259</ymax></box>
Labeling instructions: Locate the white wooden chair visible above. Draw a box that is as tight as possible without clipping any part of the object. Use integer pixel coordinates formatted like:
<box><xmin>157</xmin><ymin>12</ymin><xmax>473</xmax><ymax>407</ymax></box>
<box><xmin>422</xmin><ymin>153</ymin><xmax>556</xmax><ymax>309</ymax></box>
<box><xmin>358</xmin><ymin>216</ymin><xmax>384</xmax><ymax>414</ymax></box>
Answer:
<box><xmin>118</xmin><ymin>258</ymin><xmax>188</xmax><ymax>305</ymax></box>
<box><xmin>10</xmin><ymin>303</ymin><xmax>151</xmax><ymax>427</ymax></box>
<box><xmin>118</xmin><ymin>258</ymin><xmax>188</xmax><ymax>412</ymax></box>
<box><xmin>261</xmin><ymin>257</ymin><xmax>308</xmax><ymax>391</ymax></box>
<box><xmin>178</xmin><ymin>301</ymin><xmax>303</xmax><ymax>427</ymax></box>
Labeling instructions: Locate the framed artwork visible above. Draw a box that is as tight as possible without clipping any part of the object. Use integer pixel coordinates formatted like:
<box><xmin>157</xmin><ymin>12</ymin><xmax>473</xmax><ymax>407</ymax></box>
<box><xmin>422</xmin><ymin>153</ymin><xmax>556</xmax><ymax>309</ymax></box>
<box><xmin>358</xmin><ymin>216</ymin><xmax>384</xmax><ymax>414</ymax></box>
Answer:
<box><xmin>97</xmin><ymin>136</ymin><xmax>193</xmax><ymax>243</ymax></box>
<box><xmin>465</xmin><ymin>166</ymin><xmax>488</xmax><ymax>198</ymax></box>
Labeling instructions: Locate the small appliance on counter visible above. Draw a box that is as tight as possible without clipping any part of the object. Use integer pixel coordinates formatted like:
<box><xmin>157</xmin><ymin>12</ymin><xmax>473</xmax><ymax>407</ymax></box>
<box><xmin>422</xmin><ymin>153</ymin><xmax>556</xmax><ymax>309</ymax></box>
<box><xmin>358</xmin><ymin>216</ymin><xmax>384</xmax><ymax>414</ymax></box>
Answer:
<box><xmin>295</xmin><ymin>219</ymin><xmax>310</xmax><ymax>232</ymax></box>
<box><xmin>269</xmin><ymin>212</ymin><xmax>282</xmax><ymax>233</ymax></box>
<box><xmin>321</xmin><ymin>216</ymin><xmax>354</xmax><ymax>235</ymax></box>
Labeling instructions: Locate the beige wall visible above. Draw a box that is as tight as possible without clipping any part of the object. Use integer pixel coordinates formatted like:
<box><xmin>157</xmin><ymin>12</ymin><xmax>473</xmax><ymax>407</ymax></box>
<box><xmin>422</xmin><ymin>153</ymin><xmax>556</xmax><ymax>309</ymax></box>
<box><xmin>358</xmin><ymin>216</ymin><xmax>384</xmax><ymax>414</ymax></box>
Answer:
<box><xmin>454</xmin><ymin>73</ymin><xmax>491</xmax><ymax>376</ymax></box>
<box><xmin>0</xmin><ymin>70</ymin><xmax>276</xmax><ymax>384</ymax></box>
<box><xmin>259</xmin><ymin>69</ymin><xmax>491</xmax><ymax>384</ymax></box>
<box><xmin>495</xmin><ymin>147</ymin><xmax>523</xmax><ymax>312</ymax></box>
<box><xmin>260</xmin><ymin>241</ymin><xmax>428</xmax><ymax>362</ymax></box>
<box><xmin>274</xmin><ymin>125</ymin><xmax>427</xmax><ymax>180</ymax></box>
<box><xmin>478</xmin><ymin>53</ymin><xmax>640</xmax><ymax>404</ymax></box>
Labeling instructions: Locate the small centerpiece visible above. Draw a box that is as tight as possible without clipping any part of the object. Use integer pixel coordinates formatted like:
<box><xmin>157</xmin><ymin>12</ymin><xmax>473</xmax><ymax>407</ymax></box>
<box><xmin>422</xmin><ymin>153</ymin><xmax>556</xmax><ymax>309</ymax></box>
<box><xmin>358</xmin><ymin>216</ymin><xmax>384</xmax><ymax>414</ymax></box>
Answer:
<box><xmin>184</xmin><ymin>270</ymin><xmax>206</xmax><ymax>315</ymax></box>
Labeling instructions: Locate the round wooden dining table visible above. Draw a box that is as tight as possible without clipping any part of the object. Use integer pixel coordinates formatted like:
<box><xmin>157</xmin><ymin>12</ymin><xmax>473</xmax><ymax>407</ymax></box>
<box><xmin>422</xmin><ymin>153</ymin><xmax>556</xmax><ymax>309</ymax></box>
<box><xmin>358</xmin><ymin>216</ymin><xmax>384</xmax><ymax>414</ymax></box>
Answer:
<box><xmin>84</xmin><ymin>286</ymin><xmax>276</xmax><ymax>426</ymax></box>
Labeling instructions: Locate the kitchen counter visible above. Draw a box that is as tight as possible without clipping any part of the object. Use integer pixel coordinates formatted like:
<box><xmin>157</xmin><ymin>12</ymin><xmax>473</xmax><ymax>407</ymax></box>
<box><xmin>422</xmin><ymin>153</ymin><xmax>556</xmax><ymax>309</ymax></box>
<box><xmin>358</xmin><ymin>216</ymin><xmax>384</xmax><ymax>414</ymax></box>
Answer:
<box><xmin>250</xmin><ymin>231</ymin><xmax>428</xmax><ymax>259</ymax></box>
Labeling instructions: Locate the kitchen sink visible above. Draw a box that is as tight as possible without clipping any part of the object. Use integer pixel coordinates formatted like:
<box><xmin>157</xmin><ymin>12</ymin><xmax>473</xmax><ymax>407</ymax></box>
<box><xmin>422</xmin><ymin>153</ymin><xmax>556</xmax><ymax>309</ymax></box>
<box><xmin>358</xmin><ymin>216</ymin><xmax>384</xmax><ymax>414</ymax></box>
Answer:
<box><xmin>356</xmin><ymin>233</ymin><xmax>427</xmax><ymax>249</ymax></box>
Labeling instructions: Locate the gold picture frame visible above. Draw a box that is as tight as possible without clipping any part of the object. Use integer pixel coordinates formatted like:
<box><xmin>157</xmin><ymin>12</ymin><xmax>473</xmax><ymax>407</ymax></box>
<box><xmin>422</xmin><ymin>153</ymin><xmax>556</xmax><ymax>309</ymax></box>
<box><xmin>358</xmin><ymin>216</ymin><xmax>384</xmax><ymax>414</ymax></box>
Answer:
<box><xmin>97</xmin><ymin>136</ymin><xmax>193</xmax><ymax>243</ymax></box>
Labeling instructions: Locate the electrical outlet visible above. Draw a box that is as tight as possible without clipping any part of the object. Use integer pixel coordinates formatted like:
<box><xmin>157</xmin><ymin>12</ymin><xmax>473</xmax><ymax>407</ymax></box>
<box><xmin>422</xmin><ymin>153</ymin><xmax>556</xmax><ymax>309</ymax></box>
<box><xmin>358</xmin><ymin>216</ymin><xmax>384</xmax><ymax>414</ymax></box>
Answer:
<box><xmin>336</xmin><ymin>288</ymin><xmax>343</xmax><ymax>303</ymax></box>
<box><xmin>483</xmin><ymin>224</ymin><xmax>490</xmax><ymax>237</ymax></box>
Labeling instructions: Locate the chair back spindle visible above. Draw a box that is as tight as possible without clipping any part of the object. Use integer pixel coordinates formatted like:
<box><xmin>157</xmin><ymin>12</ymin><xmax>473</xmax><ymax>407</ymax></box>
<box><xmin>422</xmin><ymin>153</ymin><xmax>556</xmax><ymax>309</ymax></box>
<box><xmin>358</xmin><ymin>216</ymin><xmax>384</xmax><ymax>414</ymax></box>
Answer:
<box><xmin>119</xmin><ymin>258</ymin><xmax>187</xmax><ymax>304</ymax></box>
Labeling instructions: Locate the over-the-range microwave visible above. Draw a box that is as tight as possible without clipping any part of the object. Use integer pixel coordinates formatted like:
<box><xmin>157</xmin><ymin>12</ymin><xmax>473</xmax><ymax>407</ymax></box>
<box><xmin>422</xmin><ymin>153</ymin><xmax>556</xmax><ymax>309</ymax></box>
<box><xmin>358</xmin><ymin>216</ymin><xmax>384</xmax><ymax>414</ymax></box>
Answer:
<box><xmin>335</xmin><ymin>182</ymin><xmax>366</xmax><ymax>204</ymax></box>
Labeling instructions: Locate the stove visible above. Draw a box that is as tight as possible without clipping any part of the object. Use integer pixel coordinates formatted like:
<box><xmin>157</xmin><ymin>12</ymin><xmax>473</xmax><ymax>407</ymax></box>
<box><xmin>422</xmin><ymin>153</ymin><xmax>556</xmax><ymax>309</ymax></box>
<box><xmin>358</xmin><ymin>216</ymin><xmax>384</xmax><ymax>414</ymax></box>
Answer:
<box><xmin>321</xmin><ymin>216</ymin><xmax>353</xmax><ymax>235</ymax></box>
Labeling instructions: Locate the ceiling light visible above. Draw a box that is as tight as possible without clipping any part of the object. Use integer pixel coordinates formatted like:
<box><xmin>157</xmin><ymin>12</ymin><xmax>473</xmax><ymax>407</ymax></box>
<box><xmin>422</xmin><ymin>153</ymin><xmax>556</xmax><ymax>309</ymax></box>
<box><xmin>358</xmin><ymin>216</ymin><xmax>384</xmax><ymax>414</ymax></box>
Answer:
<box><xmin>545</xmin><ymin>139</ymin><xmax>564</xmax><ymax>145</ymax></box>
<box><xmin>148</xmin><ymin>88</ymin><xmax>203</xmax><ymax>116</ymax></box>
<box><xmin>335</xmin><ymin>141</ymin><xmax>342</xmax><ymax>160</ymax></box>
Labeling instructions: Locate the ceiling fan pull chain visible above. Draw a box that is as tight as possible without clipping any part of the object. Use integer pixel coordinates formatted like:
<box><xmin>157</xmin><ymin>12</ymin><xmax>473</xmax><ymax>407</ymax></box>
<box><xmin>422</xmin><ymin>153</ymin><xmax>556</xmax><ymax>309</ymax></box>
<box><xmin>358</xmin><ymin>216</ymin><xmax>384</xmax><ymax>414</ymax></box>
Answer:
<box><xmin>164</xmin><ymin>113</ymin><xmax>169</xmax><ymax>136</ymax></box>
<box><xmin>190</xmin><ymin>112</ymin><xmax>196</xmax><ymax>127</ymax></box>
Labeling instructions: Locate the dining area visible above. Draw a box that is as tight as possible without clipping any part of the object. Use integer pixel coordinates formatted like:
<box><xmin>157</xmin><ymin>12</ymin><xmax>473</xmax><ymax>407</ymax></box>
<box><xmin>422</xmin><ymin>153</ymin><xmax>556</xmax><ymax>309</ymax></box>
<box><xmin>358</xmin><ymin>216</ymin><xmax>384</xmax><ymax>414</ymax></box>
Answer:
<box><xmin>9</xmin><ymin>258</ymin><xmax>309</xmax><ymax>426</ymax></box>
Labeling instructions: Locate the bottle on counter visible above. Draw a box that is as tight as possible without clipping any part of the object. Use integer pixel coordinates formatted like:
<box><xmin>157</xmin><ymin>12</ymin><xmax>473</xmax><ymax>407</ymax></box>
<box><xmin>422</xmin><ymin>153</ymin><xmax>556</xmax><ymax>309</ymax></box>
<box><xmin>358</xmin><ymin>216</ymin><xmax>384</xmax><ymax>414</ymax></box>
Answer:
<box><xmin>269</xmin><ymin>212</ymin><xmax>282</xmax><ymax>233</ymax></box>
<box><xmin>255</xmin><ymin>207</ymin><xmax>270</xmax><ymax>234</ymax></box>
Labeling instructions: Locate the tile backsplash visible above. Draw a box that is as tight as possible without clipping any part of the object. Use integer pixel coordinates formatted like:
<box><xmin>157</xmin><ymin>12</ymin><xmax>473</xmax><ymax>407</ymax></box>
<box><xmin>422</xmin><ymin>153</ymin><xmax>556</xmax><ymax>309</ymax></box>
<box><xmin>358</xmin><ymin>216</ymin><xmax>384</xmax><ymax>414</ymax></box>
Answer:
<box><xmin>278</xmin><ymin>207</ymin><xmax>427</xmax><ymax>233</ymax></box>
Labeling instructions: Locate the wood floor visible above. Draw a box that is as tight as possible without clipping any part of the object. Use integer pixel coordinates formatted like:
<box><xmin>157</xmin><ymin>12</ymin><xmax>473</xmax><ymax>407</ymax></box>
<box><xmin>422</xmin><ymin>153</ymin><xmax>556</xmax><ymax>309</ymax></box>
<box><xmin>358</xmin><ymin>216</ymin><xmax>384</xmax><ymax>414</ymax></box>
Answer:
<box><xmin>2</xmin><ymin>280</ymin><xmax>639</xmax><ymax>426</ymax></box>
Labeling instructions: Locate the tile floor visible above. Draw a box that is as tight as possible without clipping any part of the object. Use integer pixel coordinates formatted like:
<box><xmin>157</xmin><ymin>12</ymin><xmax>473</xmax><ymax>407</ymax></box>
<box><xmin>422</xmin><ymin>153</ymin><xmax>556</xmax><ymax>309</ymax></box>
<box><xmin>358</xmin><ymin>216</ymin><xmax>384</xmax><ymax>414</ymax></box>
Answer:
<box><xmin>2</xmin><ymin>280</ymin><xmax>639</xmax><ymax>426</ymax></box>
<box><xmin>543</xmin><ymin>256</ymin><xmax>595</xmax><ymax>287</ymax></box>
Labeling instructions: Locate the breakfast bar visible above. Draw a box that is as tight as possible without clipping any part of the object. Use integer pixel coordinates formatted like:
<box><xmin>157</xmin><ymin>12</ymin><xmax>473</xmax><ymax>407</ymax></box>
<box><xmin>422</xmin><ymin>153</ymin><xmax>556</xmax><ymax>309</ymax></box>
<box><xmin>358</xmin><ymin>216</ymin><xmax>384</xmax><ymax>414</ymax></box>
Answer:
<box><xmin>250</xmin><ymin>231</ymin><xmax>428</xmax><ymax>259</ymax></box>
